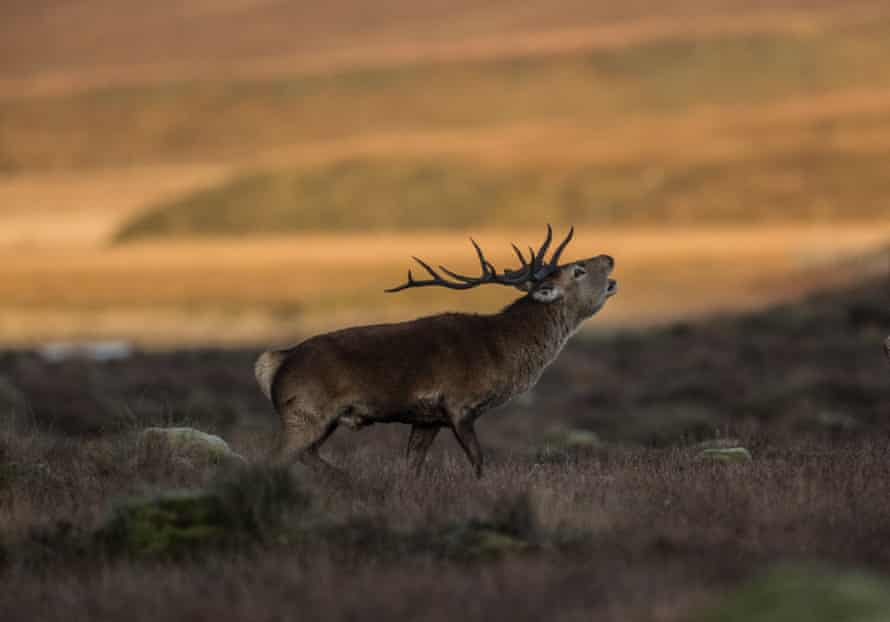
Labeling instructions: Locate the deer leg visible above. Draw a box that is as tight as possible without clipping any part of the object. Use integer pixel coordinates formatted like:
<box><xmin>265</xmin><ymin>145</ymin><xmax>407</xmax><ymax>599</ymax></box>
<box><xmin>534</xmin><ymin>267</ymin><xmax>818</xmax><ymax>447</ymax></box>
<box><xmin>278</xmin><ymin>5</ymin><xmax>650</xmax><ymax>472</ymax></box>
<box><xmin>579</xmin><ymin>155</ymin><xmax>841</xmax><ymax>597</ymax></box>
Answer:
<box><xmin>273</xmin><ymin>411</ymin><xmax>343</xmax><ymax>479</ymax></box>
<box><xmin>451</xmin><ymin>419</ymin><xmax>484</xmax><ymax>478</ymax></box>
<box><xmin>406</xmin><ymin>425</ymin><xmax>440</xmax><ymax>474</ymax></box>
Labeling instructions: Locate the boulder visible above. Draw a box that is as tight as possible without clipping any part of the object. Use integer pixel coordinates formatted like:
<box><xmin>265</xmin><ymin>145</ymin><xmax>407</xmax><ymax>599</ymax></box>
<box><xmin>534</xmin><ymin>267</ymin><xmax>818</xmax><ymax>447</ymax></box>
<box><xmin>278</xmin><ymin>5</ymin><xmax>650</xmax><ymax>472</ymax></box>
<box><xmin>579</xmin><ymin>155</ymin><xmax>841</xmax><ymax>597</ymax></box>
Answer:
<box><xmin>138</xmin><ymin>427</ymin><xmax>246</xmax><ymax>465</ymax></box>
<box><xmin>696</xmin><ymin>447</ymin><xmax>753</xmax><ymax>463</ymax></box>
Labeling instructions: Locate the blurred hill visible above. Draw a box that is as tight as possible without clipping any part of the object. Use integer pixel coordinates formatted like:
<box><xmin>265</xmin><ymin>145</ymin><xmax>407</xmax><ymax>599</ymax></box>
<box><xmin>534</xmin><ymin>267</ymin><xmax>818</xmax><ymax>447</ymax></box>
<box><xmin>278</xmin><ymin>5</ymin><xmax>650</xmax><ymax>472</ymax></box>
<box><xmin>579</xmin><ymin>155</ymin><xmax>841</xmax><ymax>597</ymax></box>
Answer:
<box><xmin>6</xmin><ymin>1</ymin><xmax>888</xmax><ymax>97</ymax></box>
<box><xmin>3</xmin><ymin>1</ymin><xmax>890</xmax><ymax>241</ymax></box>
<box><xmin>2</xmin><ymin>1</ymin><xmax>890</xmax><ymax>344</ymax></box>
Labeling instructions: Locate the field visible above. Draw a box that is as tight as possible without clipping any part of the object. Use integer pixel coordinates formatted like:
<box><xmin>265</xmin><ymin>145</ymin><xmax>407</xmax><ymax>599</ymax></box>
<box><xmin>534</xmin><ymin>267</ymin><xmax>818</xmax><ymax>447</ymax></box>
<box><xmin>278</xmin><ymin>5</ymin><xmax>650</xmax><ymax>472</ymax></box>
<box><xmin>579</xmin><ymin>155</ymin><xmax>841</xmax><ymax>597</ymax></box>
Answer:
<box><xmin>5</xmin><ymin>1</ymin><xmax>890</xmax><ymax>237</ymax></box>
<box><xmin>0</xmin><ymin>225</ymin><xmax>887</xmax><ymax>346</ymax></box>
<box><xmin>3</xmin><ymin>1</ymin><xmax>890</xmax><ymax>619</ymax></box>
<box><xmin>3</xmin><ymin>0</ymin><xmax>890</xmax><ymax>343</ymax></box>
<box><xmin>2</xmin><ymin>271</ymin><xmax>890</xmax><ymax>620</ymax></box>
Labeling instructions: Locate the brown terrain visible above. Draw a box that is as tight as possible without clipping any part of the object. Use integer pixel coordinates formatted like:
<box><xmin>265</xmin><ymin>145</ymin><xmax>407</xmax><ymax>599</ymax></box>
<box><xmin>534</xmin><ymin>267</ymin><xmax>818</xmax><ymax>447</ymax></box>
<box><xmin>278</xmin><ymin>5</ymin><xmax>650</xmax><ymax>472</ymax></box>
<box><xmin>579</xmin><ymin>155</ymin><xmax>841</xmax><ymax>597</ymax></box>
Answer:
<box><xmin>2</xmin><ymin>1</ymin><xmax>890</xmax><ymax>619</ymax></box>
<box><xmin>1</xmin><ymin>265</ymin><xmax>889</xmax><ymax>620</ymax></box>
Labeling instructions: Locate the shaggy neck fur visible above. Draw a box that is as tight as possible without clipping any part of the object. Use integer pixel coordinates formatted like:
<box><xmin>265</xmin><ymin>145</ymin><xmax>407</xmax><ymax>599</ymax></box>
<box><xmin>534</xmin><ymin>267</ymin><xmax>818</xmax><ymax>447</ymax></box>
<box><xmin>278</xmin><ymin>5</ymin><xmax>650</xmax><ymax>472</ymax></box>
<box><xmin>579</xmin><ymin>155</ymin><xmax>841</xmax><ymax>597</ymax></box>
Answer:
<box><xmin>486</xmin><ymin>295</ymin><xmax>581</xmax><ymax>393</ymax></box>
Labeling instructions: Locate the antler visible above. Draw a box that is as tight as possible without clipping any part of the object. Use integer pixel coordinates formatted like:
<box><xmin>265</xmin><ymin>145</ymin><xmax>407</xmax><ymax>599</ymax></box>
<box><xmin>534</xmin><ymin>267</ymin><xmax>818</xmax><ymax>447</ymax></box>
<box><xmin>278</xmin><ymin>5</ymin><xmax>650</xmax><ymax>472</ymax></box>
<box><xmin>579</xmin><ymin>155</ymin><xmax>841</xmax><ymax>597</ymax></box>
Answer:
<box><xmin>385</xmin><ymin>224</ymin><xmax>574</xmax><ymax>293</ymax></box>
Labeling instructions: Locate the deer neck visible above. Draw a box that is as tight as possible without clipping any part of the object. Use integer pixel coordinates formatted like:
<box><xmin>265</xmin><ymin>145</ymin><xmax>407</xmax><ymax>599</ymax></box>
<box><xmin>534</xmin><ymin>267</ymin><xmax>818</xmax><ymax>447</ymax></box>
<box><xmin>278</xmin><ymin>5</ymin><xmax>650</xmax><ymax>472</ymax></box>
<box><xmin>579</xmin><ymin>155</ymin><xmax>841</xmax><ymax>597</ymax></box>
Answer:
<box><xmin>494</xmin><ymin>295</ymin><xmax>580</xmax><ymax>391</ymax></box>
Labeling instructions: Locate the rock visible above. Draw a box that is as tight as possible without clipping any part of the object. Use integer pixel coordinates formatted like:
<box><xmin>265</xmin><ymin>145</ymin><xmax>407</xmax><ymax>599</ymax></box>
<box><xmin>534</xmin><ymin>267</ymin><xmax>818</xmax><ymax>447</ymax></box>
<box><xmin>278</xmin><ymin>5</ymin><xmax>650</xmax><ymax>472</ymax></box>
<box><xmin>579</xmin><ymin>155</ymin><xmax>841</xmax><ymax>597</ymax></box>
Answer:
<box><xmin>536</xmin><ymin>427</ymin><xmax>603</xmax><ymax>465</ymax></box>
<box><xmin>38</xmin><ymin>340</ymin><xmax>134</xmax><ymax>363</ymax></box>
<box><xmin>542</xmin><ymin>427</ymin><xmax>602</xmax><ymax>449</ymax></box>
<box><xmin>693</xmin><ymin>438</ymin><xmax>743</xmax><ymax>450</ymax></box>
<box><xmin>692</xmin><ymin>565</ymin><xmax>890</xmax><ymax>622</ymax></box>
<box><xmin>138</xmin><ymin>427</ymin><xmax>246</xmax><ymax>465</ymax></box>
<box><xmin>696</xmin><ymin>447</ymin><xmax>753</xmax><ymax>463</ymax></box>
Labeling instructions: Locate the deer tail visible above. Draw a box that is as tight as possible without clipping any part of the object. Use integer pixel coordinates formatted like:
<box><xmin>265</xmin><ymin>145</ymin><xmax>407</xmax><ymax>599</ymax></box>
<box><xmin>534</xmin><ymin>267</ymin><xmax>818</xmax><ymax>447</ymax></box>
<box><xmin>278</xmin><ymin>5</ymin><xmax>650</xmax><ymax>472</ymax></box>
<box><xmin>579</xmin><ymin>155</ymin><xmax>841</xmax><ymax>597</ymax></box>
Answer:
<box><xmin>255</xmin><ymin>349</ymin><xmax>288</xmax><ymax>401</ymax></box>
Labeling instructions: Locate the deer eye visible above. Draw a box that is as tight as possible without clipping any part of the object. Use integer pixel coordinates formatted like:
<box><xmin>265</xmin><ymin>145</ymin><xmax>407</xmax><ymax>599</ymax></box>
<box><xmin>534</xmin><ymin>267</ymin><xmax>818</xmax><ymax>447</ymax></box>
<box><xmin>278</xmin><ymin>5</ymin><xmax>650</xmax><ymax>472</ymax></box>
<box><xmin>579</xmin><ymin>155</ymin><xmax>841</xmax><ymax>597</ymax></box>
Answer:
<box><xmin>572</xmin><ymin>265</ymin><xmax>587</xmax><ymax>278</ymax></box>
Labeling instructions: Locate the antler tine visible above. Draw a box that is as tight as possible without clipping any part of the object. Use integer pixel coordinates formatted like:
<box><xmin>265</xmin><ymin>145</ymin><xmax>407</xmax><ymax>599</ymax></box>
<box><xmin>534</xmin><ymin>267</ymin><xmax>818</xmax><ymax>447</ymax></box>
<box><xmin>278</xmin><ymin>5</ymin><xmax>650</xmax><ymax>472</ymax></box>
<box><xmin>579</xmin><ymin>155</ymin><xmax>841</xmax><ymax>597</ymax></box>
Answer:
<box><xmin>533</xmin><ymin>224</ymin><xmax>554</xmax><ymax>269</ymax></box>
<box><xmin>547</xmin><ymin>225</ymin><xmax>575</xmax><ymax>266</ymax></box>
<box><xmin>384</xmin><ymin>256</ymin><xmax>479</xmax><ymax>292</ymax></box>
<box><xmin>385</xmin><ymin>228</ymin><xmax>567</xmax><ymax>293</ymax></box>
<box><xmin>470</xmin><ymin>237</ymin><xmax>497</xmax><ymax>276</ymax></box>
<box><xmin>510</xmin><ymin>243</ymin><xmax>527</xmax><ymax>269</ymax></box>
<box><xmin>436</xmin><ymin>237</ymin><xmax>496</xmax><ymax>283</ymax></box>
<box><xmin>502</xmin><ymin>242</ymin><xmax>534</xmax><ymax>281</ymax></box>
<box><xmin>412</xmin><ymin>256</ymin><xmax>443</xmax><ymax>280</ymax></box>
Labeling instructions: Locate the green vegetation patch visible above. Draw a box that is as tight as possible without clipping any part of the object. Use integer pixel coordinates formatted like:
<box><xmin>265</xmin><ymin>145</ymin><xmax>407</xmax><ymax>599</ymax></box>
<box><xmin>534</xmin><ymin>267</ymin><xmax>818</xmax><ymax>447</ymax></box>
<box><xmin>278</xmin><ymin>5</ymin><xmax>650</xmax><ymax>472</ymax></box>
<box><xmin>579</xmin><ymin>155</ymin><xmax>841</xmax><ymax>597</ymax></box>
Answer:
<box><xmin>692</xmin><ymin>565</ymin><xmax>890</xmax><ymax>622</ymax></box>
<box><xmin>11</xmin><ymin>463</ymin><xmax>540</xmax><ymax>564</ymax></box>
<box><xmin>98</xmin><ymin>465</ymin><xmax>309</xmax><ymax>559</ymax></box>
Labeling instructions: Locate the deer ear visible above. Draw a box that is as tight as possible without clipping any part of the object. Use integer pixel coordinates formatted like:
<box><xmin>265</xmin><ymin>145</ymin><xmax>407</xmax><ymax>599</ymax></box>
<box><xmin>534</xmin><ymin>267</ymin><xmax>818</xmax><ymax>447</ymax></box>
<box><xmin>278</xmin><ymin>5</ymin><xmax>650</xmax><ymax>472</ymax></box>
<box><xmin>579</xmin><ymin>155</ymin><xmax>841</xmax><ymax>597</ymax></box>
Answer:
<box><xmin>532</xmin><ymin>283</ymin><xmax>563</xmax><ymax>303</ymax></box>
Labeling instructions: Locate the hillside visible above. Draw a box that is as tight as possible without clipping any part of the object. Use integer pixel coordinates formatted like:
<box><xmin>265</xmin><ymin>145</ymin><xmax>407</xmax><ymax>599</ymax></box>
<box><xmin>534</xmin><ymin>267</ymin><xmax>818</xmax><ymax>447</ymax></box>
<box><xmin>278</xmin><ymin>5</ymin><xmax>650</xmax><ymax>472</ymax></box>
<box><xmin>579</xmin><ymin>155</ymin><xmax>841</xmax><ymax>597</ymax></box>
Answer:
<box><xmin>2</xmin><ymin>2</ymin><xmax>890</xmax><ymax>241</ymax></box>
<box><xmin>5</xmin><ymin>0</ymin><xmax>889</xmax><ymax>98</ymax></box>
<box><xmin>116</xmin><ymin>149</ymin><xmax>890</xmax><ymax>239</ymax></box>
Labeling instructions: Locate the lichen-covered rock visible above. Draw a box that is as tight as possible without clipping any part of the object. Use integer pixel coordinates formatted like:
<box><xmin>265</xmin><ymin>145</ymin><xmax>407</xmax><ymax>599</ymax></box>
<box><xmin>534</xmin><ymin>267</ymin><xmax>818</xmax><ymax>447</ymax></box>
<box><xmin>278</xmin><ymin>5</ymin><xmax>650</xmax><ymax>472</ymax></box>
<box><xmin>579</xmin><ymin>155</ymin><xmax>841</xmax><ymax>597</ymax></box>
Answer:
<box><xmin>138</xmin><ymin>427</ymin><xmax>246</xmax><ymax>465</ymax></box>
<box><xmin>542</xmin><ymin>427</ymin><xmax>602</xmax><ymax>449</ymax></box>
<box><xmin>696</xmin><ymin>447</ymin><xmax>753</xmax><ymax>463</ymax></box>
<box><xmin>536</xmin><ymin>427</ymin><xmax>603</xmax><ymax>465</ymax></box>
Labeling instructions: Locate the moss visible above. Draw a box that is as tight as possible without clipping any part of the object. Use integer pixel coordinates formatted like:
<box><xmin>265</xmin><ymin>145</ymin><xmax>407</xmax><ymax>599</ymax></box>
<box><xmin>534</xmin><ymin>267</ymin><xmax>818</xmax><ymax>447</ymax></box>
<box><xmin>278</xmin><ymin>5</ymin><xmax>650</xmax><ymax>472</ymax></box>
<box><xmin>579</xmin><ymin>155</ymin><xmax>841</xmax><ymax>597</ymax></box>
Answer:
<box><xmin>428</xmin><ymin>493</ymin><xmax>538</xmax><ymax>561</ymax></box>
<box><xmin>97</xmin><ymin>465</ymin><xmax>308</xmax><ymax>559</ymax></box>
<box><xmin>693</xmin><ymin>565</ymin><xmax>890</xmax><ymax>622</ymax></box>
<box><xmin>433</xmin><ymin>523</ymin><xmax>532</xmax><ymax>561</ymax></box>
<box><xmin>99</xmin><ymin>493</ymin><xmax>232</xmax><ymax>558</ymax></box>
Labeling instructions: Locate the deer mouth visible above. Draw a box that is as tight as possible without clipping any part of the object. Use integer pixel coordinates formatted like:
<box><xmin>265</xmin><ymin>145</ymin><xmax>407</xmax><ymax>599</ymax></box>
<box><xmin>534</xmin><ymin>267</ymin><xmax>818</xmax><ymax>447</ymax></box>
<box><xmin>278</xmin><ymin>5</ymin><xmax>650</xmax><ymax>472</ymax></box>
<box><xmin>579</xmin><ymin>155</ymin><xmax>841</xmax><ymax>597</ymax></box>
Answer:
<box><xmin>605</xmin><ymin>279</ymin><xmax>618</xmax><ymax>297</ymax></box>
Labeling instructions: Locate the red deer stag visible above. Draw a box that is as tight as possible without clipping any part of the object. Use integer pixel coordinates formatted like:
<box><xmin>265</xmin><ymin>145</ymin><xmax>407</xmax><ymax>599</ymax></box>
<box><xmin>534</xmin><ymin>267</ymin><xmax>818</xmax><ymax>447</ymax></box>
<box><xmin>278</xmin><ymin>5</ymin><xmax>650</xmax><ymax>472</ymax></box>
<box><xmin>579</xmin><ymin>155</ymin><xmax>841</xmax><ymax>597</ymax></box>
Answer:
<box><xmin>256</xmin><ymin>226</ymin><xmax>617</xmax><ymax>477</ymax></box>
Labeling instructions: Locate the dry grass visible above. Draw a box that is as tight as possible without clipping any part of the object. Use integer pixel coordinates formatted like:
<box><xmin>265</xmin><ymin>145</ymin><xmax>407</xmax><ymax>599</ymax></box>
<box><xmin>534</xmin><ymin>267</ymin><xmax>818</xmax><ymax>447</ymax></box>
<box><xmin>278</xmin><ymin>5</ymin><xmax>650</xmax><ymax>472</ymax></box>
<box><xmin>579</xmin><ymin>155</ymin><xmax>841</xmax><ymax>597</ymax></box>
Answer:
<box><xmin>3</xmin><ymin>1</ymin><xmax>888</xmax><ymax>97</ymax></box>
<box><xmin>0</xmin><ymin>226</ymin><xmax>886</xmax><ymax>345</ymax></box>
<box><xmin>2</xmin><ymin>425</ymin><xmax>890</xmax><ymax>621</ymax></box>
<box><xmin>6</xmin><ymin>18</ymin><xmax>890</xmax><ymax>173</ymax></box>
<box><xmin>1</xmin><ymin>270</ymin><xmax>889</xmax><ymax>619</ymax></box>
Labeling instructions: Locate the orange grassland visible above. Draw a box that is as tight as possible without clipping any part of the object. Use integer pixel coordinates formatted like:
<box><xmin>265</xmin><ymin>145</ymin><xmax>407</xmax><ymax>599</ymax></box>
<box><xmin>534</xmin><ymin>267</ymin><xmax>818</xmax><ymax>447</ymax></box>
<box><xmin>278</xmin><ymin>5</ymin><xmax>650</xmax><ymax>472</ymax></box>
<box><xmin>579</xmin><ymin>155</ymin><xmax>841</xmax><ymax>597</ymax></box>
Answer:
<box><xmin>2</xmin><ymin>0</ymin><xmax>890</xmax><ymax>345</ymax></box>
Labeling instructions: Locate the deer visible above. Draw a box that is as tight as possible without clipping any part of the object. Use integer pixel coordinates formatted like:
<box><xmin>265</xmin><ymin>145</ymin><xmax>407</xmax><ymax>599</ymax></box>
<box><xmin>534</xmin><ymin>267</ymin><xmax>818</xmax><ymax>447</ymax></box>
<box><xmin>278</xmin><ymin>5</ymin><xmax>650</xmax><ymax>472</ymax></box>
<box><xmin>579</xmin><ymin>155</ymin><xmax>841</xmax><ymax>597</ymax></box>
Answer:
<box><xmin>255</xmin><ymin>225</ymin><xmax>617</xmax><ymax>478</ymax></box>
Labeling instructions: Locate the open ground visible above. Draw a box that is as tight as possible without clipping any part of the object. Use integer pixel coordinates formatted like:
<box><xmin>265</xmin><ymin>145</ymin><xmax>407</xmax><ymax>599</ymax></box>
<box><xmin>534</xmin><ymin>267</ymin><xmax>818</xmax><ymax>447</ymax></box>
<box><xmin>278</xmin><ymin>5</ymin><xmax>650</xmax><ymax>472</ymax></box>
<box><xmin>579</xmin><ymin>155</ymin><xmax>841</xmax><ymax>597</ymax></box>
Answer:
<box><xmin>2</xmin><ymin>1</ymin><xmax>890</xmax><ymax>619</ymax></box>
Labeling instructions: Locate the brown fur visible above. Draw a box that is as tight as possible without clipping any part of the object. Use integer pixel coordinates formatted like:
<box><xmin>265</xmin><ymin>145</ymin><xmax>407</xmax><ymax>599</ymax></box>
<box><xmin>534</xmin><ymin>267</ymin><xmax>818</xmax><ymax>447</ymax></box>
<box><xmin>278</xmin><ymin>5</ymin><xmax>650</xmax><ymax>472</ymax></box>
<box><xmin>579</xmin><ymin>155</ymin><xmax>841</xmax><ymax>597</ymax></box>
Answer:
<box><xmin>257</xmin><ymin>253</ymin><xmax>617</xmax><ymax>478</ymax></box>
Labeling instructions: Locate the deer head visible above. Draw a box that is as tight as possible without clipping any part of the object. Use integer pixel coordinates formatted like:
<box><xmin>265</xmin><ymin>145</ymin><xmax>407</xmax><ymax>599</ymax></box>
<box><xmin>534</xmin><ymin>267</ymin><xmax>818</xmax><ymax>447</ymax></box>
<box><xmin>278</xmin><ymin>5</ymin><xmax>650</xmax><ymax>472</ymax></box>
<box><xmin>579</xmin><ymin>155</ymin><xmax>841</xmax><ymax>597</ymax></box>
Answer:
<box><xmin>385</xmin><ymin>224</ymin><xmax>618</xmax><ymax>319</ymax></box>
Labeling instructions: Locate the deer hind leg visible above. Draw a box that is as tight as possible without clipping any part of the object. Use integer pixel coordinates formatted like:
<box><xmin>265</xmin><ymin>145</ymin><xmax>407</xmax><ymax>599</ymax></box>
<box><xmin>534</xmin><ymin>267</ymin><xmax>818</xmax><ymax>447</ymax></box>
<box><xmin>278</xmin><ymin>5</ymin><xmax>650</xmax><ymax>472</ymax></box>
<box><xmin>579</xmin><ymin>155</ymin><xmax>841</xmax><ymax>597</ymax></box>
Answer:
<box><xmin>406</xmin><ymin>424</ymin><xmax>440</xmax><ymax>474</ymax></box>
<box><xmin>451</xmin><ymin>419</ymin><xmax>484</xmax><ymax>479</ymax></box>
<box><xmin>273</xmin><ymin>408</ymin><xmax>342</xmax><ymax>479</ymax></box>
